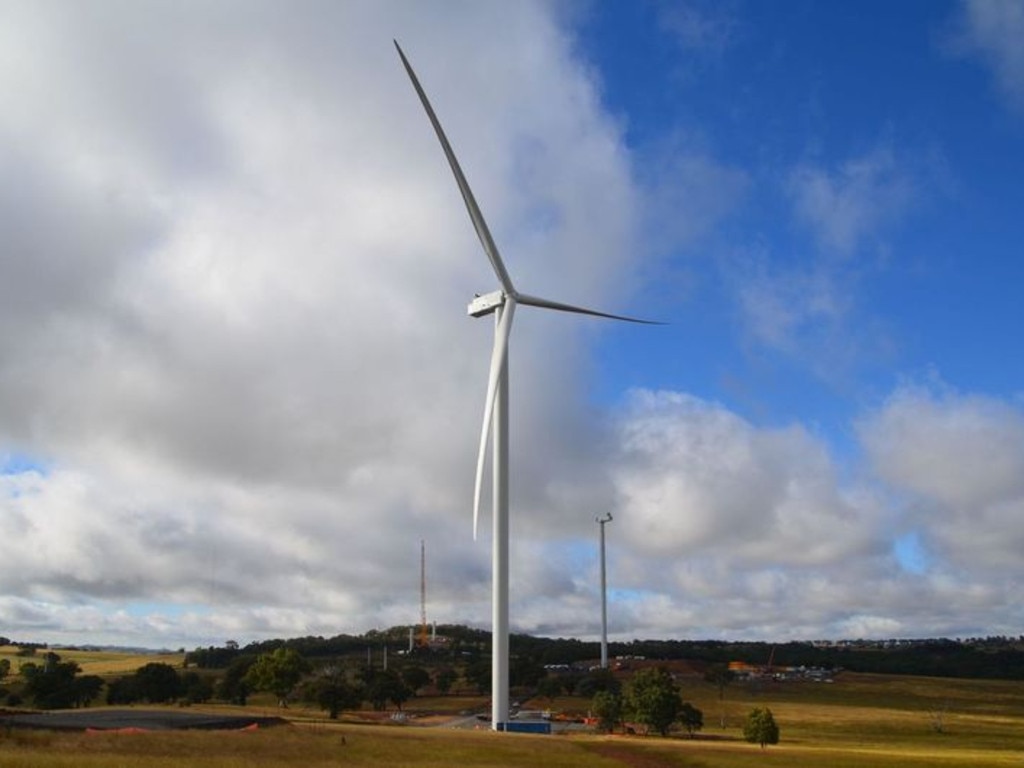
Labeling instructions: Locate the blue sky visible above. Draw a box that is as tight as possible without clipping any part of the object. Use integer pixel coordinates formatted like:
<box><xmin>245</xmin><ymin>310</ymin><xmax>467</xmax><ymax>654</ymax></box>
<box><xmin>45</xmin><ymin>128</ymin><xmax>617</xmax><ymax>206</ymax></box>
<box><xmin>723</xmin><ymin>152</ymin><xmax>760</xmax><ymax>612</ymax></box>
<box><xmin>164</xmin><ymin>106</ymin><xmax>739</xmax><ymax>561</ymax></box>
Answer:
<box><xmin>1</xmin><ymin>0</ymin><xmax>1023</xmax><ymax>649</ymax></box>
<box><xmin>585</xmin><ymin>1</ymin><xmax>1024</xmax><ymax>423</ymax></box>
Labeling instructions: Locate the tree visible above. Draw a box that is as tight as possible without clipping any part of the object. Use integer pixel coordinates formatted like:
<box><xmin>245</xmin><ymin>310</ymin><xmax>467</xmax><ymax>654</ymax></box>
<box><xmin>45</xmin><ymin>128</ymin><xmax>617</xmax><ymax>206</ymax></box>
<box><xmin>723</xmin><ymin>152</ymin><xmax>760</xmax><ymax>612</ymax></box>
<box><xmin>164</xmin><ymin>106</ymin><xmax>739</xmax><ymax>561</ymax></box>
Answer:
<box><xmin>435</xmin><ymin>666</ymin><xmax>457</xmax><ymax>696</ymax></box>
<box><xmin>678</xmin><ymin>702</ymin><xmax>703</xmax><ymax>738</ymax></box>
<box><xmin>743</xmin><ymin>707</ymin><xmax>780</xmax><ymax>748</ymax></box>
<box><xmin>187</xmin><ymin>644</ymin><xmax>240</xmax><ymax>670</ymax></box>
<box><xmin>106</xmin><ymin>676</ymin><xmax>141</xmax><ymax>705</ymax></box>
<box><xmin>464</xmin><ymin>660</ymin><xmax>491</xmax><ymax>695</ymax></box>
<box><xmin>401</xmin><ymin>665</ymin><xmax>430</xmax><ymax>696</ymax></box>
<box><xmin>363</xmin><ymin>672</ymin><xmax>390</xmax><ymax>712</ymax></box>
<box><xmin>0</xmin><ymin>658</ymin><xmax>10</xmax><ymax>679</ymax></box>
<box><xmin>307</xmin><ymin>666</ymin><xmax>362</xmax><ymax>719</ymax></box>
<box><xmin>704</xmin><ymin>663</ymin><xmax>735</xmax><ymax>727</ymax></box>
<box><xmin>362</xmin><ymin>668</ymin><xmax>412</xmax><ymax>712</ymax></box>
<box><xmin>386</xmin><ymin>674</ymin><xmax>413</xmax><ymax>711</ymax></box>
<box><xmin>624</xmin><ymin>667</ymin><xmax>682</xmax><ymax>736</ymax></box>
<box><xmin>21</xmin><ymin>655</ymin><xmax>102</xmax><ymax>709</ymax></box>
<box><xmin>928</xmin><ymin>700</ymin><xmax>951</xmax><ymax>734</ymax></box>
<box><xmin>510</xmin><ymin>658</ymin><xmax>545</xmax><ymax>688</ymax></box>
<box><xmin>577</xmin><ymin>668</ymin><xmax>620</xmax><ymax>698</ymax></box>
<box><xmin>134</xmin><ymin>662</ymin><xmax>183</xmax><ymax>703</ymax></box>
<box><xmin>218</xmin><ymin>655</ymin><xmax>256</xmax><ymax>705</ymax></box>
<box><xmin>72</xmin><ymin>675</ymin><xmax>104</xmax><ymax>707</ymax></box>
<box><xmin>106</xmin><ymin>662</ymin><xmax>182</xmax><ymax>705</ymax></box>
<box><xmin>591</xmin><ymin>690</ymin><xmax>623</xmax><ymax>734</ymax></box>
<box><xmin>536</xmin><ymin>675</ymin><xmax>563</xmax><ymax>702</ymax></box>
<box><xmin>561</xmin><ymin>671</ymin><xmax>583</xmax><ymax>696</ymax></box>
<box><xmin>244</xmin><ymin>647</ymin><xmax>310</xmax><ymax>707</ymax></box>
<box><xmin>180</xmin><ymin>671</ymin><xmax>214</xmax><ymax>704</ymax></box>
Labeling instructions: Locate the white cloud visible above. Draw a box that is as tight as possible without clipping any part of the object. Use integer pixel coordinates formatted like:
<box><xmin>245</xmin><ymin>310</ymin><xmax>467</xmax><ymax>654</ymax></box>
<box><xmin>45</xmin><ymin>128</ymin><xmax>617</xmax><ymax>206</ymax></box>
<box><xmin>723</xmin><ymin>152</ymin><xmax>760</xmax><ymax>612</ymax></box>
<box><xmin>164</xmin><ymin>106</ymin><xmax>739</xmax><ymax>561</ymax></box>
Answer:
<box><xmin>598</xmin><ymin>390</ymin><xmax>910</xmax><ymax>640</ymax></box>
<box><xmin>657</xmin><ymin>0</ymin><xmax>738</xmax><ymax>58</ymax></box>
<box><xmin>727</xmin><ymin>142</ymin><xmax>920</xmax><ymax>373</ymax></box>
<box><xmin>582</xmin><ymin>386</ymin><xmax>1024</xmax><ymax>641</ymax></box>
<box><xmin>954</xmin><ymin>0</ymin><xmax>1024</xmax><ymax>111</ymax></box>
<box><xmin>0</xmin><ymin>1</ymin><xmax>643</xmax><ymax>647</ymax></box>
<box><xmin>858</xmin><ymin>382</ymin><xmax>1024</xmax><ymax>570</ymax></box>
<box><xmin>2</xmin><ymin>2</ymin><xmax>1023</xmax><ymax>649</ymax></box>
<box><xmin>734</xmin><ymin>255</ymin><xmax>851</xmax><ymax>355</ymax></box>
<box><xmin>612</xmin><ymin>390</ymin><xmax>883</xmax><ymax>567</ymax></box>
<box><xmin>639</xmin><ymin>138</ymin><xmax>749</xmax><ymax>259</ymax></box>
<box><xmin>787</xmin><ymin>145</ymin><xmax>916</xmax><ymax>257</ymax></box>
<box><xmin>727</xmin><ymin>245</ymin><xmax>902</xmax><ymax>390</ymax></box>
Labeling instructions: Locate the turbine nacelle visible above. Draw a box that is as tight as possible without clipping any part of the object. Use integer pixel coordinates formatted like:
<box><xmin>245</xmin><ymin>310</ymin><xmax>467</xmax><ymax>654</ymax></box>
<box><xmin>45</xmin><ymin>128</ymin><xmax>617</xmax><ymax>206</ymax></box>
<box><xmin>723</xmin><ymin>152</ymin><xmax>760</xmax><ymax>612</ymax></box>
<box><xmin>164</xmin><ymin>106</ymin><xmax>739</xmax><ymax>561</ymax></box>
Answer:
<box><xmin>468</xmin><ymin>290</ymin><xmax>506</xmax><ymax>318</ymax></box>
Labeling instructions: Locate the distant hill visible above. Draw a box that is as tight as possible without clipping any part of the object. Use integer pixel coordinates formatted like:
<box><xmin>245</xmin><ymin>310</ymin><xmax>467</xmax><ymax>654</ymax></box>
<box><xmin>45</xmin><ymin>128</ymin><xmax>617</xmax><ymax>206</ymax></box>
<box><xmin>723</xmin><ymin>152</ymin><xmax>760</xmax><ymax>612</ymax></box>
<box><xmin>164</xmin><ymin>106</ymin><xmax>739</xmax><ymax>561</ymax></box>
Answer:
<box><xmin>0</xmin><ymin>645</ymin><xmax>185</xmax><ymax>677</ymax></box>
<box><xmin>180</xmin><ymin>626</ymin><xmax>1024</xmax><ymax>681</ymax></box>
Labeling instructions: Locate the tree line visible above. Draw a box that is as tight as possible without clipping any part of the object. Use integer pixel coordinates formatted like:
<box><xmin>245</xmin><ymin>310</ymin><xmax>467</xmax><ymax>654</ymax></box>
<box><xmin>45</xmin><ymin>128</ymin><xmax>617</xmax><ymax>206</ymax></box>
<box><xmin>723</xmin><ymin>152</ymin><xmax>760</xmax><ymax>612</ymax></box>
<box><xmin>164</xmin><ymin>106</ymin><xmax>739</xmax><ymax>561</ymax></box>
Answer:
<box><xmin>1</xmin><ymin>646</ymin><xmax>782</xmax><ymax>745</ymax></box>
<box><xmin>0</xmin><ymin>648</ymin><xmax>459</xmax><ymax>716</ymax></box>
<box><xmin>6</xmin><ymin>627</ymin><xmax>1022</xmax><ymax>713</ymax></box>
<box><xmin>183</xmin><ymin>629</ymin><xmax>1024</xmax><ymax>681</ymax></box>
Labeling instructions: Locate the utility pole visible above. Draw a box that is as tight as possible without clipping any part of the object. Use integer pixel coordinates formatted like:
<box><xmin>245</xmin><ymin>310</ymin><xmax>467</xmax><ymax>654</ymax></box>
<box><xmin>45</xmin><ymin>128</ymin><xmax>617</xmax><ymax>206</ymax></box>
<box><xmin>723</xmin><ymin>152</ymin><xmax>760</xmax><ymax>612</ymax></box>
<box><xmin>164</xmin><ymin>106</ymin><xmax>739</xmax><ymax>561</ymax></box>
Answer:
<box><xmin>597</xmin><ymin>513</ymin><xmax>613</xmax><ymax>669</ymax></box>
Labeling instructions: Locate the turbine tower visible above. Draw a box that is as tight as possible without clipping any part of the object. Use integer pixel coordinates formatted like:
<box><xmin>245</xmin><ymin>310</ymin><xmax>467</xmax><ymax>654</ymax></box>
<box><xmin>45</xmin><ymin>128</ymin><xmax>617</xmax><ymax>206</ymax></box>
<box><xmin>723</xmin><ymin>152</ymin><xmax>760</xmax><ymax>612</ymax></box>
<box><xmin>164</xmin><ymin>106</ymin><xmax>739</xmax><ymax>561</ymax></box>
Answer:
<box><xmin>597</xmin><ymin>513</ymin><xmax>613</xmax><ymax>669</ymax></box>
<box><xmin>395</xmin><ymin>41</ymin><xmax>657</xmax><ymax>731</ymax></box>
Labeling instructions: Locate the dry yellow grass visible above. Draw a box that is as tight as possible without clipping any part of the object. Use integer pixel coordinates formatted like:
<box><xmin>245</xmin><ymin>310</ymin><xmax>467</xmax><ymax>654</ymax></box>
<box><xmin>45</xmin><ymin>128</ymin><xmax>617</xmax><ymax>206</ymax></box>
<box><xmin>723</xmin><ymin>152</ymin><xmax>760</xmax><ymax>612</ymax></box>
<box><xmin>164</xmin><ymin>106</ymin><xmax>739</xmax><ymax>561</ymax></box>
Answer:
<box><xmin>3</xmin><ymin>656</ymin><xmax>1024</xmax><ymax>767</ymax></box>
<box><xmin>3</xmin><ymin>721</ymin><xmax>1024</xmax><ymax>768</ymax></box>
<box><xmin>0</xmin><ymin>725</ymin><xmax>628</xmax><ymax>768</ymax></box>
<box><xmin>0</xmin><ymin>646</ymin><xmax>185</xmax><ymax>677</ymax></box>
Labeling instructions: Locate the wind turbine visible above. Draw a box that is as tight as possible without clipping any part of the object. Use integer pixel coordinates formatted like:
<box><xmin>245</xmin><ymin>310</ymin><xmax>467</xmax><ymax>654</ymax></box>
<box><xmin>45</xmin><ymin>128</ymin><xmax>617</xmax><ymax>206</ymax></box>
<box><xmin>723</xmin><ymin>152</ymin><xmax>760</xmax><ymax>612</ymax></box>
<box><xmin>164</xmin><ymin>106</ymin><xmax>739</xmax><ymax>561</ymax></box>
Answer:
<box><xmin>395</xmin><ymin>41</ymin><xmax>657</xmax><ymax>731</ymax></box>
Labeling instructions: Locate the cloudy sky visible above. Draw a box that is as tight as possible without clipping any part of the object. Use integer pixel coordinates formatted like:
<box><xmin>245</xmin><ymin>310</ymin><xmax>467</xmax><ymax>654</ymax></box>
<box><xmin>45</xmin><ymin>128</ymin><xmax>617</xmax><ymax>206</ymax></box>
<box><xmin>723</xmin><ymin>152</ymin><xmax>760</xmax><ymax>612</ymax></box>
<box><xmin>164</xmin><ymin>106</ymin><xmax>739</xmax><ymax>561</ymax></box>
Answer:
<box><xmin>2</xmin><ymin>0</ymin><xmax>1023</xmax><ymax>649</ymax></box>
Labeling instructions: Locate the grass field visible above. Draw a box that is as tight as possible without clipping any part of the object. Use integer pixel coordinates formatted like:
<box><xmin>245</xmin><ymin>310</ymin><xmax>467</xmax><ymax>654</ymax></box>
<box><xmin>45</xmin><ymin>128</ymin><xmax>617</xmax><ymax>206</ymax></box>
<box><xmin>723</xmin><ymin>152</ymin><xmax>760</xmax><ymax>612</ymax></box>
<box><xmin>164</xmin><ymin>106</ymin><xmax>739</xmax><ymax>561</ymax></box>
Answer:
<box><xmin>2</xmin><ymin>659</ymin><xmax>1023</xmax><ymax>767</ymax></box>
<box><xmin>2</xmin><ymin>713</ymin><xmax>1024</xmax><ymax>768</ymax></box>
<box><xmin>0</xmin><ymin>646</ymin><xmax>185</xmax><ymax>677</ymax></box>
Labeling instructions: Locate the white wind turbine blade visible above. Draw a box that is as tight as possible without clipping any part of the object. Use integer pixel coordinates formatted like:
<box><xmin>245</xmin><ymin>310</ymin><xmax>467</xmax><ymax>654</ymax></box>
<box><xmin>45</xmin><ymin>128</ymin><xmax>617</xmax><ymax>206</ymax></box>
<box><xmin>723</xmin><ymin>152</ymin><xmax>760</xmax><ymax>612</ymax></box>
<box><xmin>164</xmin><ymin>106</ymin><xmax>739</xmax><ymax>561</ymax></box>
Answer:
<box><xmin>473</xmin><ymin>298</ymin><xmax>516</xmax><ymax>539</ymax></box>
<box><xmin>394</xmin><ymin>40</ymin><xmax>516</xmax><ymax>295</ymax></box>
<box><xmin>395</xmin><ymin>41</ymin><xmax>663</xmax><ymax>545</ymax></box>
<box><xmin>516</xmin><ymin>292</ymin><xmax>664</xmax><ymax>325</ymax></box>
